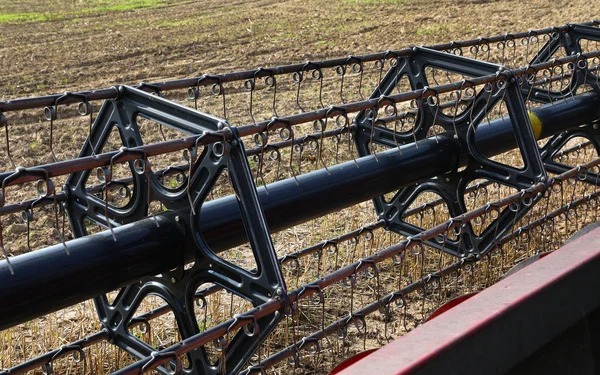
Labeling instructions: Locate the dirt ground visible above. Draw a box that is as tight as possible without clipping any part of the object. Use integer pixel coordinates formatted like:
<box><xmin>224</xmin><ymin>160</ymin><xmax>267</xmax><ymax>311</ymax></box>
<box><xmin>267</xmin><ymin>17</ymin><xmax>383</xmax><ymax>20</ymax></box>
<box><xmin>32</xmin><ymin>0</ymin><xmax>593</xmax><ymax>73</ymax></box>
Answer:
<box><xmin>0</xmin><ymin>0</ymin><xmax>599</xmax><ymax>374</ymax></box>
<box><xmin>0</xmin><ymin>0</ymin><xmax>595</xmax><ymax>100</ymax></box>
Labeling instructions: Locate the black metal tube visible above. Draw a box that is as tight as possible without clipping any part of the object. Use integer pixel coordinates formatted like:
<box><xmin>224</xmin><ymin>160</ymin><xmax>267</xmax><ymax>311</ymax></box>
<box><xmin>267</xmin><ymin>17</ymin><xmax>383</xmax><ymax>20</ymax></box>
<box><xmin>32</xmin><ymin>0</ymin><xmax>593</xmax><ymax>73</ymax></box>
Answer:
<box><xmin>0</xmin><ymin>93</ymin><xmax>597</xmax><ymax>330</ymax></box>
<box><xmin>474</xmin><ymin>92</ymin><xmax>600</xmax><ymax>157</ymax></box>
<box><xmin>203</xmin><ymin>92</ymin><xmax>600</xmax><ymax>251</ymax></box>
<box><xmin>0</xmin><ymin>212</ymin><xmax>186</xmax><ymax>330</ymax></box>
<box><xmin>201</xmin><ymin>136</ymin><xmax>461</xmax><ymax>251</ymax></box>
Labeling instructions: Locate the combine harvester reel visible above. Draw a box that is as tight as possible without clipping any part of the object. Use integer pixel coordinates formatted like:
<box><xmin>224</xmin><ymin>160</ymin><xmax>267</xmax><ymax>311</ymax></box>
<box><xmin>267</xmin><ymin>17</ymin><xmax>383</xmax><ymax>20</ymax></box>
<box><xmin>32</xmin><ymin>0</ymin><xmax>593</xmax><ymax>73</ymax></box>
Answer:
<box><xmin>0</xmin><ymin>21</ymin><xmax>600</xmax><ymax>375</ymax></box>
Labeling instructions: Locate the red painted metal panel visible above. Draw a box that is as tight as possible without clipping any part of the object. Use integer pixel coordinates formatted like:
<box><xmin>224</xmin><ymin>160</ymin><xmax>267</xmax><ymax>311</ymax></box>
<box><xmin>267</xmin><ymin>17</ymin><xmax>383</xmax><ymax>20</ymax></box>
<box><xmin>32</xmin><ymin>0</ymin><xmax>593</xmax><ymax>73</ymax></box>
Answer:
<box><xmin>425</xmin><ymin>292</ymin><xmax>479</xmax><ymax>322</ymax></box>
<box><xmin>335</xmin><ymin>228</ymin><xmax>600</xmax><ymax>375</ymax></box>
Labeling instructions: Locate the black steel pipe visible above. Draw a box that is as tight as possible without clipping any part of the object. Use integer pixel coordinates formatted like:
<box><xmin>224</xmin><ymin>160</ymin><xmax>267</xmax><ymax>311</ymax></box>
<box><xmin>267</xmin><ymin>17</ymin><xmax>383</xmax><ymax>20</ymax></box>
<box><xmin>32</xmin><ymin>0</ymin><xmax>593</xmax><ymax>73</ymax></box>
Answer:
<box><xmin>0</xmin><ymin>212</ymin><xmax>186</xmax><ymax>330</ymax></box>
<box><xmin>0</xmin><ymin>93</ymin><xmax>598</xmax><ymax>330</ymax></box>
<box><xmin>203</xmin><ymin>92</ymin><xmax>600</xmax><ymax>251</ymax></box>
<box><xmin>201</xmin><ymin>135</ymin><xmax>461</xmax><ymax>251</ymax></box>
<box><xmin>475</xmin><ymin>92</ymin><xmax>600</xmax><ymax>157</ymax></box>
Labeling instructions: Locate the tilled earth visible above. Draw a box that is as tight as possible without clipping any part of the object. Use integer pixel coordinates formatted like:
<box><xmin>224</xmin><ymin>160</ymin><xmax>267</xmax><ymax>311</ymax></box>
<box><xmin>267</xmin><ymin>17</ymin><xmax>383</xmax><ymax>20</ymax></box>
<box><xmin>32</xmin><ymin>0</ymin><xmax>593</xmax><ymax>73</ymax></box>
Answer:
<box><xmin>0</xmin><ymin>0</ymin><xmax>594</xmax><ymax>100</ymax></box>
<box><xmin>0</xmin><ymin>0</ymin><xmax>598</xmax><ymax>374</ymax></box>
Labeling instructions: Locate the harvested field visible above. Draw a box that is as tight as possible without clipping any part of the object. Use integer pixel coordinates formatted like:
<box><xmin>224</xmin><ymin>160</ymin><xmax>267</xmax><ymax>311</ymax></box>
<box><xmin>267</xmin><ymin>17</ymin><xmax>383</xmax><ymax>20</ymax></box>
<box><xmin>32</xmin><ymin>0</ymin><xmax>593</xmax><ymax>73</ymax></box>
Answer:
<box><xmin>0</xmin><ymin>1</ymin><xmax>599</xmax><ymax>374</ymax></box>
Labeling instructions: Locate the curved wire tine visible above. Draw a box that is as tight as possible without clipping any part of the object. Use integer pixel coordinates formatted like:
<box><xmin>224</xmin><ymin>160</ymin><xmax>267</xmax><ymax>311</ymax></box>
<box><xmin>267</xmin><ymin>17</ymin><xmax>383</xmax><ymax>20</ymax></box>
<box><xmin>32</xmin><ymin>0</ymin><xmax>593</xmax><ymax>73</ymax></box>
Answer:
<box><xmin>302</xmin><ymin>135</ymin><xmax>320</xmax><ymax>174</ymax></box>
<box><xmin>184</xmin><ymin>132</ymin><xmax>208</xmax><ymax>216</ymax></box>
<box><xmin>451</xmin><ymin>80</ymin><xmax>467</xmax><ymax>135</ymax></box>
<box><xmin>347</xmin><ymin>55</ymin><xmax>365</xmax><ymax>100</ymax></box>
<box><xmin>567</xmin><ymin>55</ymin><xmax>581</xmax><ymax>102</ymax></box>
<box><xmin>494</xmin><ymin>71</ymin><xmax>510</xmax><ymax>127</ymax></box>
<box><xmin>304</xmin><ymin>61</ymin><xmax>325</xmax><ymax>109</ymax></box>
<box><xmin>0</xmin><ymin>113</ymin><xmax>16</xmax><ymax>169</ymax></box>
<box><xmin>244</xmin><ymin>75</ymin><xmax>256</xmax><ymax>124</ymax></box>
<box><xmin>32</xmin><ymin>176</ymin><xmax>70</xmax><ymax>255</ymax></box>
<box><xmin>297</xmin><ymin>335</ymin><xmax>321</xmax><ymax>362</ymax></box>
<box><xmin>44</xmin><ymin>91</ymin><xmax>91</xmax><ymax>163</ymax></box>
<box><xmin>47</xmin><ymin>344</ymin><xmax>87</xmax><ymax>374</ymax></box>
<box><xmin>99</xmin><ymin>159</ymin><xmax>116</xmax><ymax>241</ymax></box>
<box><xmin>187</xmin><ymin>79</ymin><xmax>200</xmax><ymax>111</ymax></box>
<box><xmin>253</xmin><ymin>67</ymin><xmax>278</xmax><ymax>118</ymax></box>
<box><xmin>326</xmin><ymin>106</ymin><xmax>357</xmax><ymax>168</ymax></box>
<box><xmin>207</xmin><ymin>125</ymin><xmax>241</xmax><ymax>202</ymax></box>
<box><xmin>292</xmin><ymin>69</ymin><xmax>305</xmax><ymax>113</ymax></box>
<box><xmin>43</xmin><ymin>106</ymin><xmax>58</xmax><ymax>163</ymax></box>
<box><xmin>336</xmin><ymin>62</ymin><xmax>347</xmax><ymax>104</ymax></box>
<box><xmin>386</xmin><ymin>100</ymin><xmax>403</xmax><ymax>156</ymax></box>
<box><xmin>0</xmin><ymin>216</ymin><xmax>13</xmax><ymax>274</ymax></box>
<box><xmin>577</xmin><ymin>54</ymin><xmax>589</xmax><ymax>90</ymax></box>
<box><xmin>135</xmin><ymin>151</ymin><xmax>159</xmax><ymax>227</ymax></box>
<box><xmin>523</xmin><ymin>64</ymin><xmax>539</xmax><ymax>113</ymax></box>
<box><xmin>21</xmin><ymin>208</ymin><xmax>33</xmax><ymax>253</ymax></box>
<box><xmin>269</xmin><ymin>117</ymin><xmax>297</xmax><ymax>185</ymax></box>
<box><xmin>52</xmin><ymin>189</ymin><xmax>70</xmax><ymax>255</ymax></box>
<box><xmin>227</xmin><ymin>313</ymin><xmax>262</xmax><ymax>370</ymax></box>
<box><xmin>262</xmin><ymin>144</ymin><xmax>282</xmax><ymax>181</ymax></box>
<box><xmin>421</xmin><ymin>87</ymin><xmax>441</xmax><ymax>143</ymax></box>
<box><xmin>77</xmin><ymin>96</ymin><xmax>96</xmax><ymax>157</ymax></box>
<box><xmin>139</xmin><ymin>82</ymin><xmax>168</xmax><ymax>141</ymax></box>
<box><xmin>29</xmin><ymin>171</ymin><xmax>70</xmax><ymax>254</ymax></box>
<box><xmin>374</xmin><ymin>58</ymin><xmax>386</xmax><ymax>88</ymax></box>
<box><xmin>369</xmin><ymin>105</ymin><xmax>379</xmax><ymax>162</ymax></box>
<box><xmin>197</xmin><ymin>74</ymin><xmax>227</xmax><ymax>119</ymax></box>
<box><xmin>253</xmin><ymin>131</ymin><xmax>269</xmax><ymax>194</ymax></box>
<box><xmin>30</xmin><ymin>168</ymin><xmax>72</xmax><ymax>255</ymax></box>
<box><xmin>374</xmin><ymin>95</ymin><xmax>395</xmax><ymax>160</ymax></box>
<box><xmin>313</xmin><ymin>118</ymin><xmax>330</xmax><ymax>174</ymax></box>
<box><xmin>553</xmin><ymin>61</ymin><xmax>570</xmax><ymax>105</ymax></box>
<box><xmin>140</xmin><ymin>350</ymin><xmax>183</xmax><ymax>375</ymax></box>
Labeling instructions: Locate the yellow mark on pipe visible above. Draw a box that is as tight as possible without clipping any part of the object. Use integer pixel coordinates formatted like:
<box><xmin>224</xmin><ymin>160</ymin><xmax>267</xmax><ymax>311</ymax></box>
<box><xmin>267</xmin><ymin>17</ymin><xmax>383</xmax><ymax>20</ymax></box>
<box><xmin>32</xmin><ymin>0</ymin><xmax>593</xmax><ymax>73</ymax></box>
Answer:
<box><xmin>528</xmin><ymin>112</ymin><xmax>543</xmax><ymax>139</ymax></box>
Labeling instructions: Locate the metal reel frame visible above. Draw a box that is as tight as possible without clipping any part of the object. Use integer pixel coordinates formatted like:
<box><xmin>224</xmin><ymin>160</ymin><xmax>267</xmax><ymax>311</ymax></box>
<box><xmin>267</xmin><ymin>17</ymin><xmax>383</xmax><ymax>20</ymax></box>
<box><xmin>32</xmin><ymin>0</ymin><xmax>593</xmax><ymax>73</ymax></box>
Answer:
<box><xmin>65</xmin><ymin>86</ymin><xmax>286</xmax><ymax>375</ymax></box>
<box><xmin>355</xmin><ymin>47</ymin><xmax>547</xmax><ymax>257</ymax></box>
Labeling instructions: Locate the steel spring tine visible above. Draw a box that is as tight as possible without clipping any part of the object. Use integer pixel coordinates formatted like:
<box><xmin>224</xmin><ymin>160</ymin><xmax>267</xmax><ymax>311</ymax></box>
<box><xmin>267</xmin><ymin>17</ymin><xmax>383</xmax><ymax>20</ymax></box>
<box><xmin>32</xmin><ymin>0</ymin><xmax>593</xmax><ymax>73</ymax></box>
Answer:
<box><xmin>43</xmin><ymin>104</ymin><xmax>58</xmax><ymax>163</ymax></box>
<box><xmin>186</xmin><ymin>132</ymin><xmax>209</xmax><ymax>216</ymax></box>
<box><xmin>328</xmin><ymin>105</ymin><xmax>357</xmax><ymax>168</ymax></box>
<box><xmin>197</xmin><ymin>74</ymin><xmax>227</xmax><ymax>119</ymax></box>
<box><xmin>53</xmin><ymin>187</ymin><xmax>69</xmax><ymax>255</ymax></box>
<box><xmin>274</xmin><ymin>118</ymin><xmax>298</xmax><ymax>185</ymax></box>
<box><xmin>0</xmin><ymin>216</ymin><xmax>13</xmax><ymax>275</ymax></box>
<box><xmin>297</xmin><ymin>61</ymin><xmax>325</xmax><ymax>109</ymax></box>
<box><xmin>257</xmin><ymin>131</ymin><xmax>269</xmax><ymax>193</ymax></box>
<box><xmin>494</xmin><ymin>71</ymin><xmax>510</xmax><ymax>125</ymax></box>
<box><xmin>293</xmin><ymin>68</ymin><xmax>305</xmax><ymax>113</ymax></box>
<box><xmin>0</xmin><ymin>113</ymin><xmax>15</xmax><ymax>169</ymax></box>
<box><xmin>140</xmin><ymin>351</ymin><xmax>182</xmax><ymax>375</ymax></box>
<box><xmin>45</xmin><ymin>91</ymin><xmax>91</xmax><ymax>163</ymax></box>
<box><xmin>391</xmin><ymin>102</ymin><xmax>402</xmax><ymax>155</ymax></box>
<box><xmin>101</xmin><ymin>161</ymin><xmax>116</xmax><ymax>241</ymax></box>
<box><xmin>245</xmin><ymin>74</ymin><xmax>256</xmax><ymax>124</ymax></box>
<box><xmin>50</xmin><ymin>344</ymin><xmax>87</xmax><ymax>374</ymax></box>
<box><xmin>313</xmin><ymin>118</ymin><xmax>330</xmax><ymax>174</ymax></box>
<box><xmin>187</xmin><ymin>78</ymin><xmax>200</xmax><ymax>110</ymax></box>
<box><xmin>423</xmin><ymin>86</ymin><xmax>440</xmax><ymax>142</ymax></box>
<box><xmin>77</xmin><ymin>96</ymin><xmax>96</xmax><ymax>157</ymax></box>
<box><xmin>33</xmin><ymin>173</ymin><xmax>67</xmax><ymax>254</ymax></box>
<box><xmin>0</xmin><ymin>167</ymin><xmax>46</xmax><ymax>275</ymax></box>
<box><xmin>30</xmin><ymin>175</ymin><xmax>70</xmax><ymax>255</ymax></box>
<box><xmin>140</xmin><ymin>83</ymin><xmax>170</xmax><ymax>140</ymax></box>
<box><xmin>450</xmin><ymin>82</ymin><xmax>463</xmax><ymax>136</ymax></box>
<box><xmin>346</xmin><ymin>55</ymin><xmax>365</xmax><ymax>100</ymax></box>
<box><xmin>22</xmin><ymin>208</ymin><xmax>33</xmax><ymax>252</ymax></box>
<box><xmin>524</xmin><ymin>65</ymin><xmax>538</xmax><ymax>111</ymax></box>
<box><xmin>254</xmin><ymin>67</ymin><xmax>277</xmax><ymax>118</ymax></box>
<box><xmin>208</xmin><ymin>126</ymin><xmax>239</xmax><ymax>202</ymax></box>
